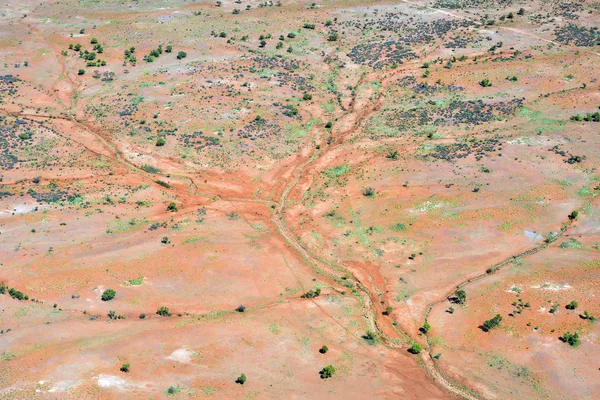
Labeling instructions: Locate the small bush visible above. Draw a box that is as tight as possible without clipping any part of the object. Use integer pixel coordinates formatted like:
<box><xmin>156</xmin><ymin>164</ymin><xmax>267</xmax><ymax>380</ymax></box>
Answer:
<box><xmin>120</xmin><ymin>363</ymin><xmax>130</xmax><ymax>373</ymax></box>
<box><xmin>8</xmin><ymin>288</ymin><xmax>26</xmax><ymax>301</ymax></box>
<box><xmin>156</xmin><ymin>306</ymin><xmax>172</xmax><ymax>317</ymax></box>
<box><xmin>454</xmin><ymin>289</ymin><xmax>466</xmax><ymax>304</ymax></box>
<box><xmin>78</xmin><ymin>69</ymin><xmax>85</xmax><ymax>75</ymax></box>
<box><xmin>319</xmin><ymin>365</ymin><xmax>335</xmax><ymax>379</ymax></box>
<box><xmin>408</xmin><ymin>342</ymin><xmax>422</xmax><ymax>354</ymax></box>
<box><xmin>565</xmin><ymin>300</ymin><xmax>578</xmax><ymax>310</ymax></box>
<box><xmin>156</xmin><ymin>137</ymin><xmax>166</xmax><ymax>146</ymax></box>
<box><xmin>482</xmin><ymin>314</ymin><xmax>502</xmax><ymax>331</ymax></box>
<box><xmin>319</xmin><ymin>345</ymin><xmax>329</xmax><ymax>354</ymax></box>
<box><xmin>301</xmin><ymin>288</ymin><xmax>321</xmax><ymax>298</ymax></box>
<box><xmin>101</xmin><ymin>289</ymin><xmax>116</xmax><ymax>301</ymax></box>
<box><xmin>420</xmin><ymin>321</ymin><xmax>431</xmax><ymax>334</ymax></box>
<box><xmin>236</xmin><ymin>373</ymin><xmax>246</xmax><ymax>384</ymax></box>
<box><xmin>561</xmin><ymin>332</ymin><xmax>580</xmax><ymax>347</ymax></box>
<box><xmin>480</xmin><ymin>78</ymin><xmax>492</xmax><ymax>87</ymax></box>
<box><xmin>167</xmin><ymin>202</ymin><xmax>178</xmax><ymax>212</ymax></box>
<box><xmin>235</xmin><ymin>305</ymin><xmax>246</xmax><ymax>312</ymax></box>
<box><xmin>362</xmin><ymin>187</ymin><xmax>375</xmax><ymax>197</ymax></box>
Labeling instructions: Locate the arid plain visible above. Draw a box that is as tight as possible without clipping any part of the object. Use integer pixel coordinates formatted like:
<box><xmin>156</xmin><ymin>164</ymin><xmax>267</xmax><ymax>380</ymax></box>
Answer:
<box><xmin>0</xmin><ymin>0</ymin><xmax>599</xmax><ymax>398</ymax></box>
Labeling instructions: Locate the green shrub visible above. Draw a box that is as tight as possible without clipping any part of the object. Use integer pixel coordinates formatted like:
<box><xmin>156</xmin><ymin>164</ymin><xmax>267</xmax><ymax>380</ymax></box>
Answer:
<box><xmin>319</xmin><ymin>345</ymin><xmax>328</xmax><ymax>354</ymax></box>
<box><xmin>101</xmin><ymin>289</ymin><xmax>116</xmax><ymax>301</ymax></box>
<box><xmin>301</xmin><ymin>288</ymin><xmax>321</xmax><ymax>298</ymax></box>
<box><xmin>120</xmin><ymin>363</ymin><xmax>130</xmax><ymax>373</ymax></box>
<box><xmin>236</xmin><ymin>373</ymin><xmax>246</xmax><ymax>384</ymax></box>
<box><xmin>156</xmin><ymin>137</ymin><xmax>166</xmax><ymax>146</ymax></box>
<box><xmin>319</xmin><ymin>365</ymin><xmax>335</xmax><ymax>379</ymax></box>
<box><xmin>167</xmin><ymin>202</ymin><xmax>178</xmax><ymax>212</ymax></box>
<box><xmin>408</xmin><ymin>342</ymin><xmax>422</xmax><ymax>354</ymax></box>
<box><xmin>421</xmin><ymin>321</ymin><xmax>431</xmax><ymax>334</ymax></box>
<box><xmin>565</xmin><ymin>300</ymin><xmax>578</xmax><ymax>310</ymax></box>
<box><xmin>482</xmin><ymin>314</ymin><xmax>502</xmax><ymax>331</ymax></box>
<box><xmin>156</xmin><ymin>306</ymin><xmax>172</xmax><ymax>317</ymax></box>
<box><xmin>562</xmin><ymin>332</ymin><xmax>580</xmax><ymax>347</ymax></box>
<box><xmin>8</xmin><ymin>288</ymin><xmax>26</xmax><ymax>301</ymax></box>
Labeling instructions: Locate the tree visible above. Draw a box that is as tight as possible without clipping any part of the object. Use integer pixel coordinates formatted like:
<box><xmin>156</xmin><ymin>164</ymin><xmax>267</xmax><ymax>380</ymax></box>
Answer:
<box><xmin>156</xmin><ymin>137</ymin><xmax>166</xmax><ymax>146</ymax></box>
<box><xmin>120</xmin><ymin>363</ymin><xmax>130</xmax><ymax>373</ymax></box>
<box><xmin>101</xmin><ymin>289</ymin><xmax>116</xmax><ymax>301</ymax></box>
<box><xmin>302</xmin><ymin>93</ymin><xmax>312</xmax><ymax>101</ymax></box>
<box><xmin>480</xmin><ymin>78</ymin><xmax>492</xmax><ymax>87</ymax></box>
<box><xmin>319</xmin><ymin>365</ymin><xmax>335</xmax><ymax>379</ymax></box>
<box><xmin>454</xmin><ymin>289</ymin><xmax>466</xmax><ymax>304</ymax></box>
<box><xmin>91</xmin><ymin>38</ymin><xmax>98</xmax><ymax>44</ymax></box>
<box><xmin>382</xmin><ymin>305</ymin><xmax>393</xmax><ymax>316</ymax></box>
<box><xmin>165</xmin><ymin>45</ymin><xmax>172</xmax><ymax>53</ymax></box>
<box><xmin>561</xmin><ymin>332</ymin><xmax>580</xmax><ymax>347</ymax></box>
<box><xmin>78</xmin><ymin>69</ymin><xmax>85</xmax><ymax>75</ymax></box>
<box><xmin>319</xmin><ymin>345</ymin><xmax>329</xmax><ymax>354</ymax></box>
<box><xmin>482</xmin><ymin>314</ymin><xmax>502</xmax><ymax>331</ymax></box>
<box><xmin>569</xmin><ymin>210</ymin><xmax>578</xmax><ymax>221</ymax></box>
<box><xmin>327</xmin><ymin>32</ymin><xmax>339</xmax><ymax>42</ymax></box>
<box><xmin>517</xmin><ymin>8</ymin><xmax>525</xmax><ymax>15</ymax></box>
<box><xmin>236</xmin><ymin>373</ymin><xmax>247</xmax><ymax>384</ymax></box>
<box><xmin>566</xmin><ymin>300</ymin><xmax>579</xmax><ymax>310</ymax></box>
<box><xmin>235</xmin><ymin>305</ymin><xmax>246</xmax><ymax>312</ymax></box>
<box><xmin>177</xmin><ymin>51</ymin><xmax>187</xmax><ymax>60</ymax></box>
<box><xmin>408</xmin><ymin>342</ymin><xmax>422</xmax><ymax>354</ymax></box>
<box><xmin>156</xmin><ymin>306</ymin><xmax>172</xmax><ymax>317</ymax></box>
<box><xmin>167</xmin><ymin>202</ymin><xmax>178</xmax><ymax>212</ymax></box>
